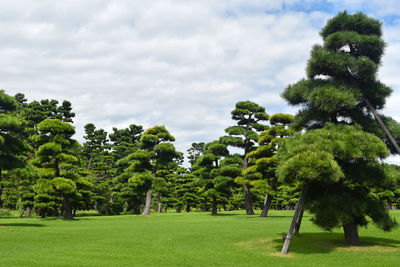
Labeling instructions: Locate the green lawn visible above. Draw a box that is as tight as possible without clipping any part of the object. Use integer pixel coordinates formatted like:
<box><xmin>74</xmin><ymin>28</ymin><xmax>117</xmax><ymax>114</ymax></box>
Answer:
<box><xmin>1</xmin><ymin>210</ymin><xmax>399</xmax><ymax>266</ymax></box>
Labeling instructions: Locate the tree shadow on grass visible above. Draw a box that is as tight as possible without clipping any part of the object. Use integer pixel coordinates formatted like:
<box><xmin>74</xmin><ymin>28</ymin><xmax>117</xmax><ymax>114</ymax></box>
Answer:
<box><xmin>0</xmin><ymin>223</ymin><xmax>45</xmax><ymax>227</ymax></box>
<box><xmin>271</xmin><ymin>232</ymin><xmax>400</xmax><ymax>254</ymax></box>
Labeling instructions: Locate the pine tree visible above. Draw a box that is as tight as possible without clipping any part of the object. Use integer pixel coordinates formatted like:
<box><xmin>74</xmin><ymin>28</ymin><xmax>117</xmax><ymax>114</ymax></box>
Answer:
<box><xmin>220</xmin><ymin>101</ymin><xmax>269</xmax><ymax>215</ymax></box>
<box><xmin>125</xmin><ymin>126</ymin><xmax>181</xmax><ymax>215</ymax></box>
<box><xmin>245</xmin><ymin>113</ymin><xmax>295</xmax><ymax>217</ymax></box>
<box><xmin>32</xmin><ymin>119</ymin><xmax>82</xmax><ymax>219</ymax></box>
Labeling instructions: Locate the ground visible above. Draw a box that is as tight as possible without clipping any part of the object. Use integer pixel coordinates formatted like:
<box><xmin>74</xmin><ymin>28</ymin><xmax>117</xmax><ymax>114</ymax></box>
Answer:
<box><xmin>0</xmin><ymin>210</ymin><xmax>399</xmax><ymax>266</ymax></box>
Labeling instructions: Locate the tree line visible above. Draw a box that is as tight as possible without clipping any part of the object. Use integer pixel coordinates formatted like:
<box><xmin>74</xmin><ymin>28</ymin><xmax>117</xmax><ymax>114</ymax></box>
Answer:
<box><xmin>1</xmin><ymin>11</ymin><xmax>400</xmax><ymax>249</ymax></box>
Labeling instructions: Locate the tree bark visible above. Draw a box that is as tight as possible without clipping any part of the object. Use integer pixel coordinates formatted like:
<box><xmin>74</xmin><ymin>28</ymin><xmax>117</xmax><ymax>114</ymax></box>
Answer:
<box><xmin>342</xmin><ymin>219</ymin><xmax>360</xmax><ymax>246</ymax></box>
<box><xmin>18</xmin><ymin>208</ymin><xmax>25</xmax><ymax>218</ymax></box>
<box><xmin>157</xmin><ymin>192</ymin><xmax>162</xmax><ymax>213</ymax></box>
<box><xmin>294</xmin><ymin>208</ymin><xmax>304</xmax><ymax>237</ymax></box>
<box><xmin>211</xmin><ymin>196</ymin><xmax>217</xmax><ymax>215</ymax></box>
<box><xmin>62</xmin><ymin>195</ymin><xmax>73</xmax><ymax>219</ymax></box>
<box><xmin>26</xmin><ymin>206</ymin><xmax>32</xmax><ymax>217</ymax></box>
<box><xmin>363</xmin><ymin>96</ymin><xmax>400</xmax><ymax>154</ymax></box>
<box><xmin>186</xmin><ymin>205</ymin><xmax>191</xmax><ymax>212</ymax></box>
<box><xmin>282</xmin><ymin>185</ymin><xmax>307</xmax><ymax>255</ymax></box>
<box><xmin>260</xmin><ymin>193</ymin><xmax>272</xmax><ymax>217</ymax></box>
<box><xmin>141</xmin><ymin>186</ymin><xmax>152</xmax><ymax>215</ymax></box>
<box><xmin>243</xmin><ymin>185</ymin><xmax>254</xmax><ymax>215</ymax></box>
<box><xmin>202</xmin><ymin>197</ymin><xmax>209</xmax><ymax>211</ymax></box>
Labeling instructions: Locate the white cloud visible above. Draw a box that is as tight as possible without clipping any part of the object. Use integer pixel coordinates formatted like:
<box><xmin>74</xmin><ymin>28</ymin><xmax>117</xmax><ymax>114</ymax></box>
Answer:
<box><xmin>0</xmin><ymin>1</ymin><xmax>399</xmax><ymax>164</ymax></box>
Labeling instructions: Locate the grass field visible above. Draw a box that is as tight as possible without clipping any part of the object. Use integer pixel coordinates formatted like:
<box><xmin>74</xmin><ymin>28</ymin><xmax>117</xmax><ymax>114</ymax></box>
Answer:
<box><xmin>1</xmin><ymin>210</ymin><xmax>400</xmax><ymax>266</ymax></box>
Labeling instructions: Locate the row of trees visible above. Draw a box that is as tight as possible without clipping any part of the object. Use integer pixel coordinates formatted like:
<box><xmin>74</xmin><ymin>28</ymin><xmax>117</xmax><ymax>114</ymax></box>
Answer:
<box><xmin>1</xmin><ymin>10</ymin><xmax>399</xmax><ymax>249</ymax></box>
<box><xmin>0</xmin><ymin>90</ymin><xmax>308</xmax><ymax>219</ymax></box>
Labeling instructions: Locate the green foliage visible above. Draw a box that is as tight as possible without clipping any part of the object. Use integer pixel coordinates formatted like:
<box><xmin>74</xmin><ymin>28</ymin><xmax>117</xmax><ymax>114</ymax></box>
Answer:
<box><xmin>282</xmin><ymin>11</ymin><xmax>400</xmax><ymax>153</ymax></box>
<box><xmin>277</xmin><ymin>124</ymin><xmax>396</xmax><ymax>232</ymax></box>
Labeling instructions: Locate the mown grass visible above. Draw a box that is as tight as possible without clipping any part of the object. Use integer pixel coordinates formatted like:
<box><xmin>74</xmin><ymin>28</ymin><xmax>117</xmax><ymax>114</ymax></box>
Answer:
<box><xmin>1</xmin><ymin>210</ymin><xmax>399</xmax><ymax>266</ymax></box>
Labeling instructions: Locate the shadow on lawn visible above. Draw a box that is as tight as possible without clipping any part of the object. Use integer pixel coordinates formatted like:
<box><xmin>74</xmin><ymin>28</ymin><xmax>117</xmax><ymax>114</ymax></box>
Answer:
<box><xmin>271</xmin><ymin>232</ymin><xmax>400</xmax><ymax>254</ymax></box>
<box><xmin>0</xmin><ymin>223</ymin><xmax>45</xmax><ymax>227</ymax></box>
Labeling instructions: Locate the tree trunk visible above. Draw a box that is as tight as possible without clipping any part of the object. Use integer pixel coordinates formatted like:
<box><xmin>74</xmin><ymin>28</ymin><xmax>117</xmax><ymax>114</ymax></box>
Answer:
<box><xmin>260</xmin><ymin>193</ymin><xmax>273</xmax><ymax>217</ymax></box>
<box><xmin>186</xmin><ymin>205</ymin><xmax>190</xmax><ymax>212</ymax></box>
<box><xmin>243</xmin><ymin>185</ymin><xmax>254</xmax><ymax>215</ymax></box>
<box><xmin>62</xmin><ymin>195</ymin><xmax>73</xmax><ymax>219</ymax></box>
<box><xmin>363</xmin><ymin>96</ymin><xmax>400</xmax><ymax>154</ymax></box>
<box><xmin>202</xmin><ymin>197</ymin><xmax>209</xmax><ymax>211</ymax></box>
<box><xmin>211</xmin><ymin>197</ymin><xmax>217</xmax><ymax>215</ymax></box>
<box><xmin>18</xmin><ymin>208</ymin><xmax>25</xmax><ymax>218</ymax></box>
<box><xmin>26</xmin><ymin>206</ymin><xmax>32</xmax><ymax>217</ymax></box>
<box><xmin>141</xmin><ymin>186</ymin><xmax>152</xmax><ymax>215</ymax></box>
<box><xmin>86</xmin><ymin>156</ymin><xmax>92</xmax><ymax>171</ymax></box>
<box><xmin>73</xmin><ymin>208</ymin><xmax>77</xmax><ymax>217</ymax></box>
<box><xmin>132</xmin><ymin>200</ymin><xmax>140</xmax><ymax>215</ymax></box>
<box><xmin>157</xmin><ymin>192</ymin><xmax>162</xmax><ymax>213</ymax></box>
<box><xmin>294</xmin><ymin>208</ymin><xmax>304</xmax><ymax>237</ymax></box>
<box><xmin>342</xmin><ymin>219</ymin><xmax>360</xmax><ymax>246</ymax></box>
<box><xmin>282</xmin><ymin>185</ymin><xmax>307</xmax><ymax>254</ymax></box>
<box><xmin>40</xmin><ymin>209</ymin><xmax>46</xmax><ymax>218</ymax></box>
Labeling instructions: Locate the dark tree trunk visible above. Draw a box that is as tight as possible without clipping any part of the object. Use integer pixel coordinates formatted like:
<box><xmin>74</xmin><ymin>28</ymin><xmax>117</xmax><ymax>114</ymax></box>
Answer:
<box><xmin>86</xmin><ymin>156</ymin><xmax>92</xmax><ymax>171</ymax></box>
<box><xmin>62</xmin><ymin>195</ymin><xmax>73</xmax><ymax>219</ymax></box>
<box><xmin>282</xmin><ymin>185</ymin><xmax>307</xmax><ymax>254</ymax></box>
<box><xmin>342</xmin><ymin>219</ymin><xmax>360</xmax><ymax>246</ymax></box>
<box><xmin>18</xmin><ymin>208</ymin><xmax>25</xmax><ymax>218</ymax></box>
<box><xmin>243</xmin><ymin>185</ymin><xmax>254</xmax><ymax>215</ymax></box>
<box><xmin>202</xmin><ymin>197</ymin><xmax>209</xmax><ymax>211</ymax></box>
<box><xmin>40</xmin><ymin>209</ymin><xmax>46</xmax><ymax>218</ymax></box>
<box><xmin>294</xmin><ymin>208</ymin><xmax>304</xmax><ymax>237</ymax></box>
<box><xmin>141</xmin><ymin>186</ymin><xmax>152</xmax><ymax>215</ymax></box>
<box><xmin>363</xmin><ymin>96</ymin><xmax>400</xmax><ymax>154</ymax></box>
<box><xmin>131</xmin><ymin>200</ymin><xmax>140</xmax><ymax>214</ymax></box>
<box><xmin>186</xmin><ymin>205</ymin><xmax>190</xmax><ymax>212</ymax></box>
<box><xmin>211</xmin><ymin>197</ymin><xmax>217</xmax><ymax>215</ymax></box>
<box><xmin>260</xmin><ymin>193</ymin><xmax>273</xmax><ymax>217</ymax></box>
<box><xmin>26</xmin><ymin>206</ymin><xmax>32</xmax><ymax>217</ymax></box>
<box><xmin>73</xmin><ymin>208</ymin><xmax>77</xmax><ymax>217</ymax></box>
<box><xmin>157</xmin><ymin>192</ymin><xmax>162</xmax><ymax>213</ymax></box>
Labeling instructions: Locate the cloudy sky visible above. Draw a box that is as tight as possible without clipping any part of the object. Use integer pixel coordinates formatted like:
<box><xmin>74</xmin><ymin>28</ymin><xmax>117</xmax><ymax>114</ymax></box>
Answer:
<box><xmin>1</xmin><ymin>0</ymin><xmax>400</xmax><ymax>163</ymax></box>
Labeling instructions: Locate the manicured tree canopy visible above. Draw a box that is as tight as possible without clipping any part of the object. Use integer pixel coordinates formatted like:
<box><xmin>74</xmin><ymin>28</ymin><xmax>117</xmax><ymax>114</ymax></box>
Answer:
<box><xmin>174</xmin><ymin>169</ymin><xmax>200</xmax><ymax>212</ymax></box>
<box><xmin>244</xmin><ymin>113</ymin><xmax>295</xmax><ymax>217</ymax></box>
<box><xmin>187</xmin><ymin>142</ymin><xmax>206</xmax><ymax>168</ymax></box>
<box><xmin>220</xmin><ymin>100</ymin><xmax>269</xmax><ymax>215</ymax></box>
<box><xmin>194</xmin><ymin>140</ymin><xmax>229</xmax><ymax>215</ymax></box>
<box><xmin>32</xmin><ymin>119</ymin><xmax>84</xmax><ymax>219</ymax></box>
<box><xmin>282</xmin><ymin>11</ymin><xmax>400</xmax><ymax>153</ymax></box>
<box><xmin>0</xmin><ymin>90</ymin><xmax>30</xmax><ymax>174</ymax></box>
<box><xmin>277</xmin><ymin>124</ymin><xmax>396</xmax><ymax>246</ymax></box>
<box><xmin>126</xmin><ymin>126</ymin><xmax>181</xmax><ymax>215</ymax></box>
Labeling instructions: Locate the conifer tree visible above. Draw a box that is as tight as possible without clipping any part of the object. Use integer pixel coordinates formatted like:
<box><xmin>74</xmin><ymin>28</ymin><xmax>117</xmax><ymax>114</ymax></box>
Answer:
<box><xmin>278</xmin><ymin>124</ymin><xmax>396</xmax><ymax>252</ymax></box>
<box><xmin>126</xmin><ymin>126</ymin><xmax>181</xmax><ymax>215</ymax></box>
<box><xmin>32</xmin><ymin>119</ymin><xmax>84</xmax><ymax>219</ymax></box>
<box><xmin>282</xmin><ymin>11</ymin><xmax>400</xmax><ymax>152</ymax></box>
<box><xmin>245</xmin><ymin>113</ymin><xmax>294</xmax><ymax>217</ymax></box>
<box><xmin>0</xmin><ymin>90</ymin><xmax>30</xmax><ymax>207</ymax></box>
<box><xmin>220</xmin><ymin>101</ymin><xmax>269</xmax><ymax>215</ymax></box>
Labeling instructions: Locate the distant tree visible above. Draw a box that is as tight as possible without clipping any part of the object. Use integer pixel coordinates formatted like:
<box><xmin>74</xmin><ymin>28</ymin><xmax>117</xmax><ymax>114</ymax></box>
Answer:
<box><xmin>32</xmin><ymin>119</ymin><xmax>85</xmax><ymax>219</ymax></box>
<box><xmin>126</xmin><ymin>126</ymin><xmax>181</xmax><ymax>215</ymax></box>
<box><xmin>194</xmin><ymin>141</ymin><xmax>241</xmax><ymax>215</ymax></box>
<box><xmin>109</xmin><ymin>124</ymin><xmax>143</xmax><ymax>162</ymax></box>
<box><xmin>220</xmin><ymin>101</ymin><xmax>269</xmax><ymax>215</ymax></box>
<box><xmin>187</xmin><ymin>142</ymin><xmax>206</xmax><ymax>167</ymax></box>
<box><xmin>245</xmin><ymin>113</ymin><xmax>295</xmax><ymax>217</ymax></box>
<box><xmin>174</xmin><ymin>169</ymin><xmax>200</xmax><ymax>212</ymax></box>
<box><xmin>82</xmin><ymin>123</ymin><xmax>112</xmax><ymax>173</ymax></box>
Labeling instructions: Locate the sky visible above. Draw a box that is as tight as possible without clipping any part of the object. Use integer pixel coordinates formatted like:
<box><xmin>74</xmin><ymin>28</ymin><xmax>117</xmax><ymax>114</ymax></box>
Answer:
<box><xmin>1</xmin><ymin>0</ymin><xmax>400</xmax><ymax>164</ymax></box>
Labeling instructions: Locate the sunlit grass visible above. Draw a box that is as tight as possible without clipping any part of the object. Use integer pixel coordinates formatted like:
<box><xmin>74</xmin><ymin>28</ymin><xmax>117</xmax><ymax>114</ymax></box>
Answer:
<box><xmin>0</xmin><ymin>210</ymin><xmax>399</xmax><ymax>266</ymax></box>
